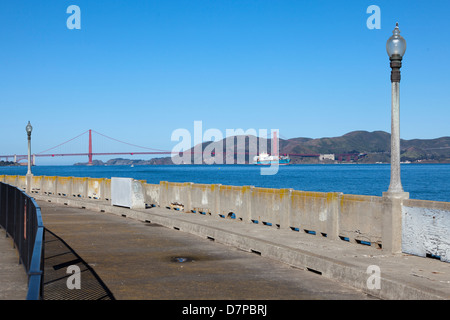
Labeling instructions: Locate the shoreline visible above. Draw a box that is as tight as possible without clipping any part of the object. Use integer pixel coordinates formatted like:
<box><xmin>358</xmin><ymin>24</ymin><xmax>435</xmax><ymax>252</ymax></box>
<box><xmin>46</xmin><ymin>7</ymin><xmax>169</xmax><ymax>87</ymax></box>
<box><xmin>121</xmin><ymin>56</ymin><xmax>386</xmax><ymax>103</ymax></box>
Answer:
<box><xmin>2</xmin><ymin>162</ymin><xmax>450</xmax><ymax>168</ymax></box>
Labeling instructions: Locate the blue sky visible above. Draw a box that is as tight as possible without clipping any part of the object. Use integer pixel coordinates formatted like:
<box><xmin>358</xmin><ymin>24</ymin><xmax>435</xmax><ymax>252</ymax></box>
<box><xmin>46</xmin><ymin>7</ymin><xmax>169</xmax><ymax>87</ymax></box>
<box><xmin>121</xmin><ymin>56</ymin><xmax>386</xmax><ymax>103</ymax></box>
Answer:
<box><xmin>0</xmin><ymin>1</ymin><xmax>449</xmax><ymax>164</ymax></box>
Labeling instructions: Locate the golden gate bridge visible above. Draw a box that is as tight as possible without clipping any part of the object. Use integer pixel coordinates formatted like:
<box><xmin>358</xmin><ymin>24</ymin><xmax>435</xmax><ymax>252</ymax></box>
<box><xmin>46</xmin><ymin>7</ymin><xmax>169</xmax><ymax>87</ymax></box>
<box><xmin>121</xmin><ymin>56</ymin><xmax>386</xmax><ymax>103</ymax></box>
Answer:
<box><xmin>0</xmin><ymin>129</ymin><xmax>364</xmax><ymax>165</ymax></box>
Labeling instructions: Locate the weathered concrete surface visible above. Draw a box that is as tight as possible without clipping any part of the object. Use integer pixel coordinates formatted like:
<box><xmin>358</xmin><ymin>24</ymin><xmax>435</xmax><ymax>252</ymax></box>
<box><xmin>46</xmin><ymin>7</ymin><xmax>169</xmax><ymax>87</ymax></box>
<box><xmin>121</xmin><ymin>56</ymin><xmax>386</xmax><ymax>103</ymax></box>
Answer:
<box><xmin>5</xmin><ymin>174</ymin><xmax>450</xmax><ymax>257</ymax></box>
<box><xmin>37</xmin><ymin>200</ymin><xmax>374</xmax><ymax>300</ymax></box>
<box><xmin>402</xmin><ymin>199</ymin><xmax>450</xmax><ymax>262</ymax></box>
<box><xmin>3</xmin><ymin>191</ymin><xmax>450</xmax><ymax>300</ymax></box>
<box><xmin>35</xmin><ymin>194</ymin><xmax>450</xmax><ymax>300</ymax></box>
<box><xmin>0</xmin><ymin>228</ymin><xmax>28</xmax><ymax>300</ymax></box>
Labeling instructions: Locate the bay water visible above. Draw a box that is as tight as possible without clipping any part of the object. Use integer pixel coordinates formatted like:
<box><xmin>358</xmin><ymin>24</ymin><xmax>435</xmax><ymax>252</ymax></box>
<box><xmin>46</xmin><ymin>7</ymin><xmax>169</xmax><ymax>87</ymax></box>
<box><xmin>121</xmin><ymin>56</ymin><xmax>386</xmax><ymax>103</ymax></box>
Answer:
<box><xmin>1</xmin><ymin>164</ymin><xmax>449</xmax><ymax>203</ymax></box>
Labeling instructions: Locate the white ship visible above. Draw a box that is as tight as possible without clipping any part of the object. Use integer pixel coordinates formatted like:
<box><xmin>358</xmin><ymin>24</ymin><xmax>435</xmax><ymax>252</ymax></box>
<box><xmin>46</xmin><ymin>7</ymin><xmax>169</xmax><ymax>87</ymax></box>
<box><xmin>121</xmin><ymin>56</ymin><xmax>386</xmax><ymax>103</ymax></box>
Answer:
<box><xmin>253</xmin><ymin>152</ymin><xmax>291</xmax><ymax>165</ymax></box>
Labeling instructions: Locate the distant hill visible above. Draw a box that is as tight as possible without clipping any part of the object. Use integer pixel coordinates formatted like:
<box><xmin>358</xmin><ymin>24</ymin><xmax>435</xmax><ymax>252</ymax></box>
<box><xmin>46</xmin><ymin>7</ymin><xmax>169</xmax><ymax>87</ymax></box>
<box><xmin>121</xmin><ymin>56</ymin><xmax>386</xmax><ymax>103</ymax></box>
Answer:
<box><xmin>278</xmin><ymin>131</ymin><xmax>390</xmax><ymax>156</ymax></box>
<box><xmin>0</xmin><ymin>160</ymin><xmax>20</xmax><ymax>167</ymax></box>
<box><xmin>165</xmin><ymin>130</ymin><xmax>450</xmax><ymax>164</ymax></box>
<box><xmin>74</xmin><ymin>131</ymin><xmax>450</xmax><ymax>165</ymax></box>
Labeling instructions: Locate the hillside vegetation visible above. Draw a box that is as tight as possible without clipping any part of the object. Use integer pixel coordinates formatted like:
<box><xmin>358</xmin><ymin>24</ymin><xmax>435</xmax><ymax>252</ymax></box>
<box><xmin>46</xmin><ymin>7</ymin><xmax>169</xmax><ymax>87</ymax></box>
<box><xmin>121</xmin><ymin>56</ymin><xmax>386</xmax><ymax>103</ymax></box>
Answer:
<box><xmin>75</xmin><ymin>131</ymin><xmax>450</xmax><ymax>165</ymax></box>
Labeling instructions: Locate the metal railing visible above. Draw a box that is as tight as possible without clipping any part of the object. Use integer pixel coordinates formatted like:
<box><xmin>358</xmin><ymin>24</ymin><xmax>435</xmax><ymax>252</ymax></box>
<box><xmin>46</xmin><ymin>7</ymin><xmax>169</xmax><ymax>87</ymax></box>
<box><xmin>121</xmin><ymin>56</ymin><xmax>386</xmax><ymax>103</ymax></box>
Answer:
<box><xmin>0</xmin><ymin>182</ymin><xmax>44</xmax><ymax>300</ymax></box>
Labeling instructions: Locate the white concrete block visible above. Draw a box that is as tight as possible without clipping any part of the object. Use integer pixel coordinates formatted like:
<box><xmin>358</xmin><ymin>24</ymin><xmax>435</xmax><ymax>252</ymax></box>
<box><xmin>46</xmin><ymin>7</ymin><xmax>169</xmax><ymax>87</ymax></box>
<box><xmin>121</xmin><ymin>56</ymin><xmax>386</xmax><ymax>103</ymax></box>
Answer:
<box><xmin>402</xmin><ymin>205</ymin><xmax>450</xmax><ymax>262</ymax></box>
<box><xmin>111</xmin><ymin>177</ymin><xmax>145</xmax><ymax>209</ymax></box>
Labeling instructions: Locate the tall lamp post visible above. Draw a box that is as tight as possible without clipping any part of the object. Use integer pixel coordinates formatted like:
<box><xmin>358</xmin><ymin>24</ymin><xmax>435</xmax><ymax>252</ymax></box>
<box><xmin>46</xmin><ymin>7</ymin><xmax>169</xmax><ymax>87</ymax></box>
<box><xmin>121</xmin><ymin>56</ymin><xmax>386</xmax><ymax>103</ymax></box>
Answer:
<box><xmin>384</xmin><ymin>23</ymin><xmax>409</xmax><ymax>199</ymax></box>
<box><xmin>26</xmin><ymin>121</ymin><xmax>33</xmax><ymax>193</ymax></box>
<box><xmin>26</xmin><ymin>121</ymin><xmax>33</xmax><ymax>175</ymax></box>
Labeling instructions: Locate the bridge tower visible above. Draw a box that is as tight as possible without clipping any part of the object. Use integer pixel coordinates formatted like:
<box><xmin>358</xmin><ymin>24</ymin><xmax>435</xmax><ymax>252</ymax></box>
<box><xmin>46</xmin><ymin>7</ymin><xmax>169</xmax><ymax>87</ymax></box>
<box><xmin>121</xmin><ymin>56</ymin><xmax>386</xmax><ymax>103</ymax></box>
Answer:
<box><xmin>273</xmin><ymin>131</ymin><xmax>278</xmax><ymax>156</ymax></box>
<box><xmin>88</xmin><ymin>129</ymin><xmax>93</xmax><ymax>166</ymax></box>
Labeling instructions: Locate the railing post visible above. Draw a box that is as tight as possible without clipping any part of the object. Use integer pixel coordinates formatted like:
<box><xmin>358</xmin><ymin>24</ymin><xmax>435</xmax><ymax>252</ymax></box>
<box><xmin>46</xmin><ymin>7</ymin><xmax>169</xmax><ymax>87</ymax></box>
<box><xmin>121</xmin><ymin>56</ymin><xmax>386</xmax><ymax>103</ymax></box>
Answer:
<box><xmin>280</xmin><ymin>188</ymin><xmax>293</xmax><ymax>230</ymax></box>
<box><xmin>184</xmin><ymin>182</ymin><xmax>193</xmax><ymax>212</ymax></box>
<box><xmin>213</xmin><ymin>184</ymin><xmax>221</xmax><ymax>217</ymax></box>
<box><xmin>99</xmin><ymin>178</ymin><xmax>106</xmax><ymax>200</ymax></box>
<box><xmin>326</xmin><ymin>192</ymin><xmax>341</xmax><ymax>241</ymax></box>
<box><xmin>243</xmin><ymin>186</ymin><xmax>254</xmax><ymax>223</ymax></box>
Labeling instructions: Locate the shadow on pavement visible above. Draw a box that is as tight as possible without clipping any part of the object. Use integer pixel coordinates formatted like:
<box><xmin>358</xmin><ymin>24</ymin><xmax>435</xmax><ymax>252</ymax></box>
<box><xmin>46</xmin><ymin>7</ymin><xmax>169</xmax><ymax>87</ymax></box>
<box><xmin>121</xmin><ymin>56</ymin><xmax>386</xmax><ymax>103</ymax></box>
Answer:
<box><xmin>43</xmin><ymin>228</ymin><xmax>115</xmax><ymax>300</ymax></box>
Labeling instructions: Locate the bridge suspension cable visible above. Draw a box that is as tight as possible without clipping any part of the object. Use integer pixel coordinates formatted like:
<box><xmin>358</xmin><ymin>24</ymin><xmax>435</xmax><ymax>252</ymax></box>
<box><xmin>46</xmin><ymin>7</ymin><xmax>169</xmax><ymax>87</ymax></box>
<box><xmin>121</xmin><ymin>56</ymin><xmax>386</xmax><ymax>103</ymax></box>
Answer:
<box><xmin>37</xmin><ymin>130</ymin><xmax>90</xmax><ymax>155</ymax></box>
<box><xmin>91</xmin><ymin>130</ymin><xmax>170</xmax><ymax>153</ymax></box>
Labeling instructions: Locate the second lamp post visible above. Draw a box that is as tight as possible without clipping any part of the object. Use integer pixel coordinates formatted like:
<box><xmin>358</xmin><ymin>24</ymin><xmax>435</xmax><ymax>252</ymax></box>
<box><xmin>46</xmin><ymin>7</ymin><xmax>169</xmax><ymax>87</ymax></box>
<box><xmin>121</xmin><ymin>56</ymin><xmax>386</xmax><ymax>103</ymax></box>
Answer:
<box><xmin>385</xmin><ymin>23</ymin><xmax>409</xmax><ymax>199</ymax></box>
<box><xmin>26</xmin><ymin>121</ymin><xmax>33</xmax><ymax>176</ymax></box>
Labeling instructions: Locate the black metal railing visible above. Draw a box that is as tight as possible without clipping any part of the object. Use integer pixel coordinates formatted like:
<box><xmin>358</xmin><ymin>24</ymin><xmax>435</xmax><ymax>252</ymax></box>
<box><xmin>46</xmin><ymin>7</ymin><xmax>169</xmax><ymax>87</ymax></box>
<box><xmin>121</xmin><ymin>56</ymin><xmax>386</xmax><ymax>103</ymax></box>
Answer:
<box><xmin>0</xmin><ymin>182</ymin><xmax>44</xmax><ymax>300</ymax></box>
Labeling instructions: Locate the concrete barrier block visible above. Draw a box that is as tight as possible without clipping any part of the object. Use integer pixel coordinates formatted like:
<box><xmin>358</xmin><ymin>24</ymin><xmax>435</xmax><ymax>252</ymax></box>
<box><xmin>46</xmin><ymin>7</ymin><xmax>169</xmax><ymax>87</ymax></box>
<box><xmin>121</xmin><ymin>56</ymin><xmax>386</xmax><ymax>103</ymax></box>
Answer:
<box><xmin>31</xmin><ymin>176</ymin><xmax>43</xmax><ymax>194</ymax></box>
<box><xmin>111</xmin><ymin>177</ymin><xmax>145</xmax><ymax>209</ymax></box>
<box><xmin>72</xmin><ymin>177</ymin><xmax>88</xmax><ymax>198</ymax></box>
<box><xmin>340</xmin><ymin>194</ymin><xmax>383</xmax><ymax>247</ymax></box>
<box><xmin>87</xmin><ymin>178</ymin><xmax>103</xmax><ymax>199</ymax></box>
<box><xmin>17</xmin><ymin>175</ymin><xmax>26</xmax><ymax>190</ymax></box>
<box><xmin>103</xmin><ymin>179</ymin><xmax>111</xmax><ymax>200</ymax></box>
<box><xmin>218</xmin><ymin>185</ymin><xmax>248</xmax><ymax>221</ymax></box>
<box><xmin>42</xmin><ymin>176</ymin><xmax>57</xmax><ymax>195</ymax></box>
<box><xmin>5</xmin><ymin>175</ymin><xmax>18</xmax><ymax>186</ymax></box>
<box><xmin>57</xmin><ymin>176</ymin><xmax>73</xmax><ymax>197</ymax></box>
<box><xmin>251</xmin><ymin>187</ymin><xmax>290</xmax><ymax>228</ymax></box>
<box><xmin>191</xmin><ymin>183</ymin><xmax>214</xmax><ymax>215</ymax></box>
<box><xmin>290</xmin><ymin>191</ymin><xmax>340</xmax><ymax>239</ymax></box>
<box><xmin>143</xmin><ymin>183</ymin><xmax>160</xmax><ymax>206</ymax></box>
<box><xmin>164</xmin><ymin>182</ymin><xmax>189</xmax><ymax>211</ymax></box>
<box><xmin>159</xmin><ymin>181</ymin><xmax>169</xmax><ymax>207</ymax></box>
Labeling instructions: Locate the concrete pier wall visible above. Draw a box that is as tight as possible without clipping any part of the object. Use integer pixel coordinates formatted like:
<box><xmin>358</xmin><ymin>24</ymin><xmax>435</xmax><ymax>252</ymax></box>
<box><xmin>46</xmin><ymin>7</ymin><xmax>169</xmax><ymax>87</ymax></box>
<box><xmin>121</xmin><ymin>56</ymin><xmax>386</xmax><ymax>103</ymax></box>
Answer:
<box><xmin>1</xmin><ymin>174</ymin><xmax>449</xmax><ymax>262</ymax></box>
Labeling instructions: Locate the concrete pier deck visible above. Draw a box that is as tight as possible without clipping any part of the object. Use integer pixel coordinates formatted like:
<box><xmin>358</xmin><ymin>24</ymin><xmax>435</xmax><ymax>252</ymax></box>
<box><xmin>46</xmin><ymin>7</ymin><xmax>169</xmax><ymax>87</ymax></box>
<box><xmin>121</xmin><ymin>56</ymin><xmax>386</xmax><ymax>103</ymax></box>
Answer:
<box><xmin>0</xmin><ymin>229</ymin><xmax>28</xmax><ymax>300</ymax></box>
<box><xmin>1</xmin><ymin>193</ymin><xmax>449</xmax><ymax>300</ymax></box>
<box><xmin>37</xmin><ymin>200</ymin><xmax>375</xmax><ymax>300</ymax></box>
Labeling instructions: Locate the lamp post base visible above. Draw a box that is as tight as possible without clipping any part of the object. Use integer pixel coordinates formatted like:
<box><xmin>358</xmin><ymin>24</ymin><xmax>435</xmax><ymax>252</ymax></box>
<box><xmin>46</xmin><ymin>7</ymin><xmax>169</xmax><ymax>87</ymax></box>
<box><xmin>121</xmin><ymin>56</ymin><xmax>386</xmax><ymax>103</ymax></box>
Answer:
<box><xmin>382</xmin><ymin>191</ymin><xmax>409</xmax><ymax>200</ymax></box>
<box><xmin>26</xmin><ymin>173</ymin><xmax>33</xmax><ymax>194</ymax></box>
<box><xmin>382</xmin><ymin>190</ymin><xmax>409</xmax><ymax>254</ymax></box>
